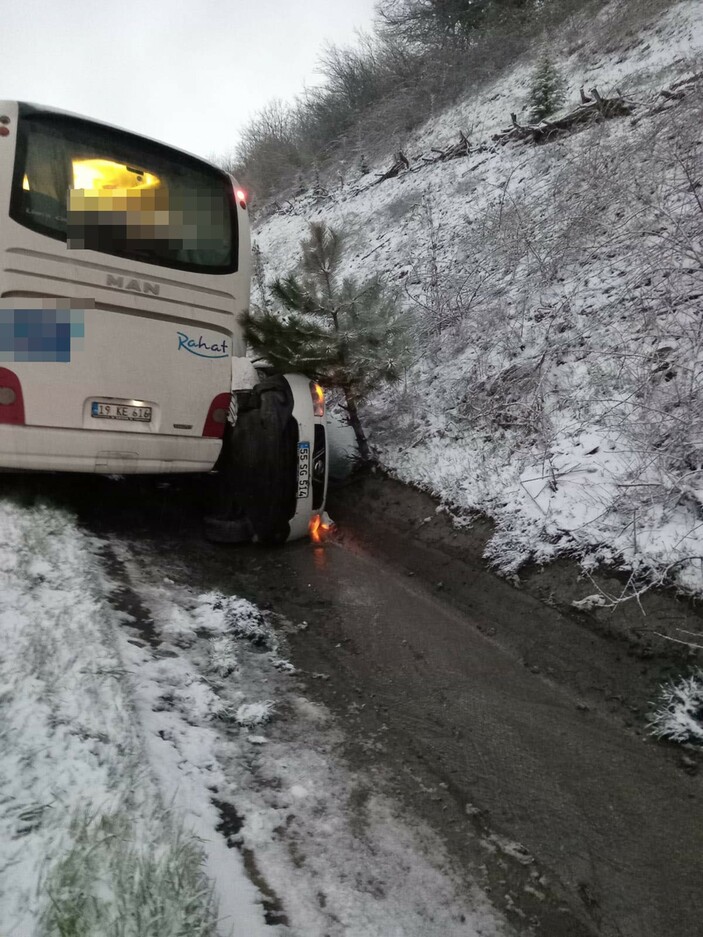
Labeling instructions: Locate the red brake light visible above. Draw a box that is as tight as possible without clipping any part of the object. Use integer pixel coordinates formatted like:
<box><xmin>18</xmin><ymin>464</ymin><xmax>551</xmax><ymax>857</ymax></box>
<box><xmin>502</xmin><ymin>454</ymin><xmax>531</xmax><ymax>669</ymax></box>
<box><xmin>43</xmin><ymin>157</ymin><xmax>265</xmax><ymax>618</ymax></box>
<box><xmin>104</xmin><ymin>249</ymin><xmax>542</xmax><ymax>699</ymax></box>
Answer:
<box><xmin>0</xmin><ymin>368</ymin><xmax>25</xmax><ymax>424</ymax></box>
<box><xmin>203</xmin><ymin>392</ymin><xmax>231</xmax><ymax>438</ymax></box>
<box><xmin>235</xmin><ymin>188</ymin><xmax>247</xmax><ymax>210</ymax></box>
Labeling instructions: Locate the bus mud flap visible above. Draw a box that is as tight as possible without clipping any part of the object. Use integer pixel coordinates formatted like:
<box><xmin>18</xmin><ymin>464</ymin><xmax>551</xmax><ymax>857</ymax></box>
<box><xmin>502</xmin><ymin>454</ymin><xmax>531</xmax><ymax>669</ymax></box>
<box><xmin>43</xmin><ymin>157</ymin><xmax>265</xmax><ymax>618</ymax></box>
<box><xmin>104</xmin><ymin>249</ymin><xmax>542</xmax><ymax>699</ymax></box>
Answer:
<box><xmin>204</xmin><ymin>375</ymin><xmax>298</xmax><ymax>545</ymax></box>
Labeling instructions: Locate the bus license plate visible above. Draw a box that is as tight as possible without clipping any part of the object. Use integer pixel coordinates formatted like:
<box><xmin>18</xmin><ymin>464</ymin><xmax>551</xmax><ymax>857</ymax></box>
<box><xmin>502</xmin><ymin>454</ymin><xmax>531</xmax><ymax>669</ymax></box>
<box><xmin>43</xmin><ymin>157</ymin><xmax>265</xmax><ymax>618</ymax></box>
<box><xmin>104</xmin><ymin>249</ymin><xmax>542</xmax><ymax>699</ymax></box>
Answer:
<box><xmin>91</xmin><ymin>402</ymin><xmax>152</xmax><ymax>422</ymax></box>
<box><xmin>297</xmin><ymin>441</ymin><xmax>310</xmax><ymax>499</ymax></box>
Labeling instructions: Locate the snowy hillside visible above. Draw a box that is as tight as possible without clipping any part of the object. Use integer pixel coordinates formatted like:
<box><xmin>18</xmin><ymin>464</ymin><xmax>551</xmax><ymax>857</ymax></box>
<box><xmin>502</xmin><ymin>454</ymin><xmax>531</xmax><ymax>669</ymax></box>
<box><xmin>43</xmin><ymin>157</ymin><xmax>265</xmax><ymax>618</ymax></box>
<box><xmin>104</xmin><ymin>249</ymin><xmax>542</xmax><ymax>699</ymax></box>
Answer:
<box><xmin>253</xmin><ymin>0</ymin><xmax>703</xmax><ymax>596</ymax></box>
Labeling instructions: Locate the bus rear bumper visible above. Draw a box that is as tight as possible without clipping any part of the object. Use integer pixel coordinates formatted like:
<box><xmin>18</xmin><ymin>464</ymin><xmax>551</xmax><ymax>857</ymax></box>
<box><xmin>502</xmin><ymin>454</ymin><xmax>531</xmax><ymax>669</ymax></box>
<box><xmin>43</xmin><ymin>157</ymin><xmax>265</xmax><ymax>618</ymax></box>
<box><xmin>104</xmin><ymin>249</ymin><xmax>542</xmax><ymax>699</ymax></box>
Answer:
<box><xmin>0</xmin><ymin>425</ymin><xmax>221</xmax><ymax>474</ymax></box>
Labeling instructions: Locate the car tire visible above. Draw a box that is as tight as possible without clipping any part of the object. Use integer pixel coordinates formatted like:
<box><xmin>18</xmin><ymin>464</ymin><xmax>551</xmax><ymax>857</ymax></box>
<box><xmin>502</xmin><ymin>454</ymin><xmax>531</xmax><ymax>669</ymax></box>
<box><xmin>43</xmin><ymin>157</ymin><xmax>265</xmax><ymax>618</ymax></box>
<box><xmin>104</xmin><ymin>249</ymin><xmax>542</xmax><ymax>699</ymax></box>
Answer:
<box><xmin>205</xmin><ymin>375</ymin><xmax>298</xmax><ymax>545</ymax></box>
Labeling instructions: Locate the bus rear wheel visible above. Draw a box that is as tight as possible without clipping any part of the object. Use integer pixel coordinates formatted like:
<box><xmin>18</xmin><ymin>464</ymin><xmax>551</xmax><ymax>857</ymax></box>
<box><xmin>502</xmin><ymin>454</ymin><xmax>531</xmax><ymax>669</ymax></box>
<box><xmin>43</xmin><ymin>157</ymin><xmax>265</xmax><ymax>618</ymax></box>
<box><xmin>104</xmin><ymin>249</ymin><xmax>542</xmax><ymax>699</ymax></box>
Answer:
<box><xmin>204</xmin><ymin>375</ymin><xmax>298</xmax><ymax>546</ymax></box>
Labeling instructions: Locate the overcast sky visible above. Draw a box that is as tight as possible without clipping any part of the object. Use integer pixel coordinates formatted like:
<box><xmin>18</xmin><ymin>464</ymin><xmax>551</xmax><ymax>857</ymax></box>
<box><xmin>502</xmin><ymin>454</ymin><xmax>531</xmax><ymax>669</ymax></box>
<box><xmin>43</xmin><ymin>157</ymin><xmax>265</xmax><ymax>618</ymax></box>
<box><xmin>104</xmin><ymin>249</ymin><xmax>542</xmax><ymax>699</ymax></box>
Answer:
<box><xmin>2</xmin><ymin>0</ymin><xmax>378</xmax><ymax>161</ymax></box>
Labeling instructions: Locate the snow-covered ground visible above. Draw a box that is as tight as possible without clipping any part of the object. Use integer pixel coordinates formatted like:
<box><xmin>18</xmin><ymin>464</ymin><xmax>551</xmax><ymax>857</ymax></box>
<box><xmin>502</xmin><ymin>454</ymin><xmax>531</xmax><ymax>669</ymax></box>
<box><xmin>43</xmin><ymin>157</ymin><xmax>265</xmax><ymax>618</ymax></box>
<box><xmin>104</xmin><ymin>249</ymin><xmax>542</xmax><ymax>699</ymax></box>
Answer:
<box><xmin>0</xmin><ymin>498</ymin><xmax>511</xmax><ymax>936</ymax></box>
<box><xmin>0</xmin><ymin>501</ymin><xmax>263</xmax><ymax>937</ymax></box>
<box><xmin>253</xmin><ymin>0</ymin><xmax>703</xmax><ymax>599</ymax></box>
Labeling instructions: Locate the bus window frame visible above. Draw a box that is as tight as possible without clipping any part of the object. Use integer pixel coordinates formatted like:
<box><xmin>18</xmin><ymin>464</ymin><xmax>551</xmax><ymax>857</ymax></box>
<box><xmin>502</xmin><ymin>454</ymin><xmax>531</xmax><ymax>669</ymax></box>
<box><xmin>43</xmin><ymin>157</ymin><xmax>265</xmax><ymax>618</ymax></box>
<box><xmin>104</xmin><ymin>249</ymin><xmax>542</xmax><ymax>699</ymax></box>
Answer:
<box><xmin>9</xmin><ymin>102</ymin><xmax>239</xmax><ymax>276</ymax></box>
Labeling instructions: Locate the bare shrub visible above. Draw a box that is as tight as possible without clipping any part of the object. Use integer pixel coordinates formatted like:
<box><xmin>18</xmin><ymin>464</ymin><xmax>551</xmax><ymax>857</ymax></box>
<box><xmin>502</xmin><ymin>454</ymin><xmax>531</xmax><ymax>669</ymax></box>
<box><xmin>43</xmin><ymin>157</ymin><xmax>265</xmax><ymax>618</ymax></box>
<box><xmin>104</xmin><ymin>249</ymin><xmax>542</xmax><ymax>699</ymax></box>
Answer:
<box><xmin>229</xmin><ymin>0</ymin><xmax>625</xmax><ymax>204</ymax></box>
<box><xmin>227</xmin><ymin>99</ymin><xmax>302</xmax><ymax>200</ymax></box>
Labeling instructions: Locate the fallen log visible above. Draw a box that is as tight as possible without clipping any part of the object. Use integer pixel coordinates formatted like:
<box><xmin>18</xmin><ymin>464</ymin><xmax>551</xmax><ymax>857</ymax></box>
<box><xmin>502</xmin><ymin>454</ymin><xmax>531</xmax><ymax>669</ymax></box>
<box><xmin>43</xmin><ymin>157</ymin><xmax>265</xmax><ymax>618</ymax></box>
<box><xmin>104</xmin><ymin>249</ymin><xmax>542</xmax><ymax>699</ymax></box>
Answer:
<box><xmin>374</xmin><ymin>151</ymin><xmax>410</xmax><ymax>184</ymax></box>
<box><xmin>670</xmin><ymin>70</ymin><xmax>703</xmax><ymax>92</ymax></box>
<box><xmin>421</xmin><ymin>131</ymin><xmax>473</xmax><ymax>164</ymax></box>
<box><xmin>366</xmin><ymin>70</ymin><xmax>698</xmax><ymax>190</ymax></box>
<box><xmin>659</xmin><ymin>88</ymin><xmax>685</xmax><ymax>101</ymax></box>
<box><xmin>492</xmin><ymin>87</ymin><xmax>635</xmax><ymax>146</ymax></box>
<box><xmin>438</xmin><ymin>130</ymin><xmax>472</xmax><ymax>161</ymax></box>
<box><xmin>631</xmin><ymin>72</ymin><xmax>701</xmax><ymax>125</ymax></box>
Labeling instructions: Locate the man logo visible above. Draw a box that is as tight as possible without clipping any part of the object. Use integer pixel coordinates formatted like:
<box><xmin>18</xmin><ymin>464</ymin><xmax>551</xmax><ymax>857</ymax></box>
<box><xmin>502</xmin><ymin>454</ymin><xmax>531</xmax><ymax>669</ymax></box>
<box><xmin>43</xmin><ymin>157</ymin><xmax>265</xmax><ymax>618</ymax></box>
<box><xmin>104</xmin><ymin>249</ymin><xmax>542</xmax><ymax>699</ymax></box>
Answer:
<box><xmin>106</xmin><ymin>274</ymin><xmax>160</xmax><ymax>296</ymax></box>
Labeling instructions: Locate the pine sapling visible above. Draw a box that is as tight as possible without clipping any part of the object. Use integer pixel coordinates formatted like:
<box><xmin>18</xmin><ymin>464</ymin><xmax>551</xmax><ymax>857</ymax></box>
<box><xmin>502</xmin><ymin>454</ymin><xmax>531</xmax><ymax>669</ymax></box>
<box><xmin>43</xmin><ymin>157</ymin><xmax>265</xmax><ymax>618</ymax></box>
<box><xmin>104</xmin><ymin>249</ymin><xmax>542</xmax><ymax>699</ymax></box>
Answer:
<box><xmin>527</xmin><ymin>53</ymin><xmax>567</xmax><ymax>124</ymax></box>
<box><xmin>242</xmin><ymin>223</ymin><xmax>411</xmax><ymax>464</ymax></box>
<box><xmin>312</xmin><ymin>169</ymin><xmax>329</xmax><ymax>201</ymax></box>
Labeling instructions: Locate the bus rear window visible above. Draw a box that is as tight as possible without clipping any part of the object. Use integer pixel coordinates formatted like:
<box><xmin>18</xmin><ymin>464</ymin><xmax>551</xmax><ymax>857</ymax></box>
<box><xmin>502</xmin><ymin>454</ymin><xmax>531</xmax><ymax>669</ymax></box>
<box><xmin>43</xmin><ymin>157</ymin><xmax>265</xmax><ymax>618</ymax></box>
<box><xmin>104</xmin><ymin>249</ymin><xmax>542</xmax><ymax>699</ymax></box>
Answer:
<box><xmin>10</xmin><ymin>107</ymin><xmax>238</xmax><ymax>274</ymax></box>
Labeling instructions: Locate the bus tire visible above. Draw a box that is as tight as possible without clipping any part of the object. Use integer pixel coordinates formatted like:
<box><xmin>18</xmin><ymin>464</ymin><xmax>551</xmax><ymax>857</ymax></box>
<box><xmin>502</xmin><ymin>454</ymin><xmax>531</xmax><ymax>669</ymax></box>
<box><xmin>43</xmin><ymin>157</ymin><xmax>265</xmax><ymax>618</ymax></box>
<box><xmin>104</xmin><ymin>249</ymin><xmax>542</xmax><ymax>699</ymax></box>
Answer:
<box><xmin>206</xmin><ymin>375</ymin><xmax>298</xmax><ymax>546</ymax></box>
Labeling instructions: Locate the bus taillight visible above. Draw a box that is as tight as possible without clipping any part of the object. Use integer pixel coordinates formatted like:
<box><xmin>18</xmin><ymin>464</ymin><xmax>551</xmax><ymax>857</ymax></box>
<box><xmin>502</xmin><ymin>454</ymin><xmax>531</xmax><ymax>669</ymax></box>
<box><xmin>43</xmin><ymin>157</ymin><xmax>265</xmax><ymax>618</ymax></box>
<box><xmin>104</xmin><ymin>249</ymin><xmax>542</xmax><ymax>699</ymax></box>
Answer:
<box><xmin>203</xmin><ymin>393</ymin><xmax>231</xmax><ymax>438</ymax></box>
<box><xmin>0</xmin><ymin>368</ymin><xmax>25</xmax><ymax>425</ymax></box>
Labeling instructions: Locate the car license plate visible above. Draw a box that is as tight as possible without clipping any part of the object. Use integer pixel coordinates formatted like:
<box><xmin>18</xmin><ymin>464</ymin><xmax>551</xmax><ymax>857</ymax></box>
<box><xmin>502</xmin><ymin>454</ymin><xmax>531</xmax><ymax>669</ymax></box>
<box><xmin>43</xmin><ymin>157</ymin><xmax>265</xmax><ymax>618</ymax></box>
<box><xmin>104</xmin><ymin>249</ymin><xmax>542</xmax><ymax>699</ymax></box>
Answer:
<box><xmin>91</xmin><ymin>401</ymin><xmax>152</xmax><ymax>422</ymax></box>
<box><xmin>297</xmin><ymin>441</ymin><xmax>310</xmax><ymax>499</ymax></box>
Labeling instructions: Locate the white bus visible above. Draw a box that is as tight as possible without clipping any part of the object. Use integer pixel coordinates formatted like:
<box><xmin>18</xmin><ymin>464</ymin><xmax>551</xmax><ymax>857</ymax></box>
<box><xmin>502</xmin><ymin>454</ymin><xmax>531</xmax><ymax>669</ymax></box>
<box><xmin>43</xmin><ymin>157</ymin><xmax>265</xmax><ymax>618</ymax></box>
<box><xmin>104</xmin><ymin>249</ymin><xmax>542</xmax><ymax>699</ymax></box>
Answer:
<box><xmin>0</xmin><ymin>101</ymin><xmax>327</xmax><ymax>543</ymax></box>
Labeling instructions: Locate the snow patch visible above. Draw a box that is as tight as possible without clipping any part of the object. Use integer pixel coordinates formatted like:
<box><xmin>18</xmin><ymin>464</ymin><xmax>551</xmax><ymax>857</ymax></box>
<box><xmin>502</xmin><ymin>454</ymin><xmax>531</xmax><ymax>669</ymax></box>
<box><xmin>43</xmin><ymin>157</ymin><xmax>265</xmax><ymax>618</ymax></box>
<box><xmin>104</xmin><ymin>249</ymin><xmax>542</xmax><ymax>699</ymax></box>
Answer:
<box><xmin>649</xmin><ymin>669</ymin><xmax>703</xmax><ymax>745</ymax></box>
<box><xmin>236</xmin><ymin>700</ymin><xmax>275</xmax><ymax>726</ymax></box>
<box><xmin>0</xmin><ymin>502</ymin><xmax>230</xmax><ymax>936</ymax></box>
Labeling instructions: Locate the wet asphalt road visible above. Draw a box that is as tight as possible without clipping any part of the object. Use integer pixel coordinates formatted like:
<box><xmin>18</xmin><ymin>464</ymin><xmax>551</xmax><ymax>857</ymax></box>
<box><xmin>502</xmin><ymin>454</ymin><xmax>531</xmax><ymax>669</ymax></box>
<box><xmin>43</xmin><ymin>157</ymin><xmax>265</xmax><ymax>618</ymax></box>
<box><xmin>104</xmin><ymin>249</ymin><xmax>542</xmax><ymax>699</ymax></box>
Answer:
<box><xmin>7</xmin><ymin>472</ymin><xmax>703</xmax><ymax>937</ymax></box>
<box><xmin>216</xmin><ymin>526</ymin><xmax>703</xmax><ymax>937</ymax></box>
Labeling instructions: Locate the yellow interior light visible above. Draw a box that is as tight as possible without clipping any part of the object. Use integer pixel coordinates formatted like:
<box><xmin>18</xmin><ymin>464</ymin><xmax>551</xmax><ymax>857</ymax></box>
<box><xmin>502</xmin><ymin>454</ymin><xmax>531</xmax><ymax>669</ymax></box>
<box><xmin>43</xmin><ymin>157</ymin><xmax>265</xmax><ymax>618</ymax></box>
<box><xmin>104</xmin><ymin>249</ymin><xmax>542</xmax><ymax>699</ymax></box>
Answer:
<box><xmin>22</xmin><ymin>174</ymin><xmax>30</xmax><ymax>191</ymax></box>
<box><xmin>72</xmin><ymin>158</ymin><xmax>160</xmax><ymax>194</ymax></box>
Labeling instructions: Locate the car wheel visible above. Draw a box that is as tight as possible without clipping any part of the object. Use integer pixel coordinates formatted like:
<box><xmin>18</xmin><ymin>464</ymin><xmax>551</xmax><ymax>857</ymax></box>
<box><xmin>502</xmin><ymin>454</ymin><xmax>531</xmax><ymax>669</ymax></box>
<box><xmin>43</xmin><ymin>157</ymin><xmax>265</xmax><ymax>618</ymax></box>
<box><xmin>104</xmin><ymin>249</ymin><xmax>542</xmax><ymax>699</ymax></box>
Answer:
<box><xmin>205</xmin><ymin>375</ymin><xmax>297</xmax><ymax>545</ymax></box>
